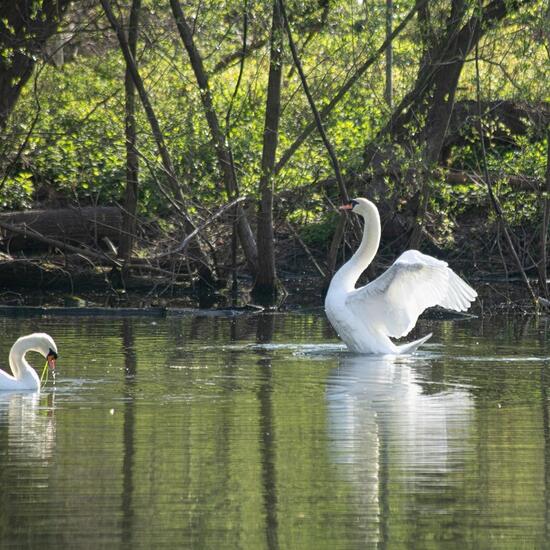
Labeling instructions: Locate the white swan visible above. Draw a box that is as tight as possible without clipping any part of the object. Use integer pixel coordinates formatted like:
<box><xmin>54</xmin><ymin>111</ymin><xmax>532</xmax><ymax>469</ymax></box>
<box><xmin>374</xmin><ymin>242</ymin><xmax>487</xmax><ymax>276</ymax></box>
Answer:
<box><xmin>325</xmin><ymin>198</ymin><xmax>477</xmax><ymax>354</ymax></box>
<box><xmin>0</xmin><ymin>333</ymin><xmax>58</xmax><ymax>391</ymax></box>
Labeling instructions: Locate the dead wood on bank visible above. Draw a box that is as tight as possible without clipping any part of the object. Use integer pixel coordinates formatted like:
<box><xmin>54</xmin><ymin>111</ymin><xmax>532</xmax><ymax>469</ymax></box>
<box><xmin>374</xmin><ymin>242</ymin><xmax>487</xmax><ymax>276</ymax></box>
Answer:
<box><xmin>0</xmin><ymin>199</ymin><xmax>248</xmax><ymax>294</ymax></box>
<box><xmin>0</xmin><ymin>206</ymin><xmax>122</xmax><ymax>252</ymax></box>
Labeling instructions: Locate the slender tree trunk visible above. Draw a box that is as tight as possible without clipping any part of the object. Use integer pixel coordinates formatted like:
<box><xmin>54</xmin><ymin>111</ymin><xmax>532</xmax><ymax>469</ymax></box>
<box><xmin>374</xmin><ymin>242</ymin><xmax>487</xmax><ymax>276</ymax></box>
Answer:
<box><xmin>384</xmin><ymin>0</ymin><xmax>393</xmax><ymax>110</ymax></box>
<box><xmin>100</xmin><ymin>0</ymin><xmax>186</xmax><ymax>202</ymax></box>
<box><xmin>253</xmin><ymin>0</ymin><xmax>284</xmax><ymax>299</ymax></box>
<box><xmin>120</xmin><ymin>0</ymin><xmax>141</xmax><ymax>262</ymax></box>
<box><xmin>169</xmin><ymin>0</ymin><xmax>259</xmax><ymax>276</ymax></box>
<box><xmin>101</xmin><ymin>0</ymin><xmax>213</xmax><ymax>278</ymax></box>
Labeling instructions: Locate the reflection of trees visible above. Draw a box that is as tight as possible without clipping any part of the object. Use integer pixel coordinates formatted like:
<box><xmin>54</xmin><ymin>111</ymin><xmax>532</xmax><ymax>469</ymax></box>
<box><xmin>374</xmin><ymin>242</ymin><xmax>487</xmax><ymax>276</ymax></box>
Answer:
<box><xmin>121</xmin><ymin>319</ymin><xmax>137</xmax><ymax>547</ymax></box>
<box><xmin>541</xmin><ymin>364</ymin><xmax>550</xmax><ymax>541</ymax></box>
<box><xmin>6</xmin><ymin>314</ymin><xmax>550</xmax><ymax>546</ymax></box>
<box><xmin>256</xmin><ymin>314</ymin><xmax>279</xmax><ymax>550</ymax></box>
<box><xmin>537</xmin><ymin>317</ymin><xmax>550</xmax><ymax>540</ymax></box>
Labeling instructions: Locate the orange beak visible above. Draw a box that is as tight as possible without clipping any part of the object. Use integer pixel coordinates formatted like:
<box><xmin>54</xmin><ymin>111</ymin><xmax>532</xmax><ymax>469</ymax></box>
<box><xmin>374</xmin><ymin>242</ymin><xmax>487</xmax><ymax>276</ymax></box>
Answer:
<box><xmin>339</xmin><ymin>203</ymin><xmax>354</xmax><ymax>211</ymax></box>
<box><xmin>47</xmin><ymin>354</ymin><xmax>56</xmax><ymax>370</ymax></box>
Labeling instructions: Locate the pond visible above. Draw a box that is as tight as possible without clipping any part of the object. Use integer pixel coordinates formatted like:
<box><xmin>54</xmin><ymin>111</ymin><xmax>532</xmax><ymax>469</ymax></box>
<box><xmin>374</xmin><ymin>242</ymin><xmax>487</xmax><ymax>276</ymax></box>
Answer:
<box><xmin>0</xmin><ymin>311</ymin><xmax>549</xmax><ymax>548</ymax></box>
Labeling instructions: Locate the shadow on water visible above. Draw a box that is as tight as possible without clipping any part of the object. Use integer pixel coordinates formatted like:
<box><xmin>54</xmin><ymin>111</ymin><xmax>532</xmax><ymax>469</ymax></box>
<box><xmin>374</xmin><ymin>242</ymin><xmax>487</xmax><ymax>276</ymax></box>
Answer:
<box><xmin>121</xmin><ymin>319</ymin><xmax>137</xmax><ymax>547</ymax></box>
<box><xmin>256</xmin><ymin>314</ymin><xmax>279</xmax><ymax>550</ymax></box>
<box><xmin>541</xmin><ymin>363</ymin><xmax>550</xmax><ymax>543</ymax></box>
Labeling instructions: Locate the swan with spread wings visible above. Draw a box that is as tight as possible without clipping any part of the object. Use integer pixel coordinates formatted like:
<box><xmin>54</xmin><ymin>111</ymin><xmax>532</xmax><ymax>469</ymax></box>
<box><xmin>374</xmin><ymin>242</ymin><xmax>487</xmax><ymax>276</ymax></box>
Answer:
<box><xmin>325</xmin><ymin>198</ymin><xmax>477</xmax><ymax>354</ymax></box>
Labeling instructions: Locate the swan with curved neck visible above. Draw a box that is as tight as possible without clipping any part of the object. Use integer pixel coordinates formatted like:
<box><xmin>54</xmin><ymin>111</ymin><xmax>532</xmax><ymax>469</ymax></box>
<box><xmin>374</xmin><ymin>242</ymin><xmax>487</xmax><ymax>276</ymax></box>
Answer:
<box><xmin>0</xmin><ymin>333</ymin><xmax>58</xmax><ymax>391</ymax></box>
<box><xmin>325</xmin><ymin>198</ymin><xmax>477</xmax><ymax>354</ymax></box>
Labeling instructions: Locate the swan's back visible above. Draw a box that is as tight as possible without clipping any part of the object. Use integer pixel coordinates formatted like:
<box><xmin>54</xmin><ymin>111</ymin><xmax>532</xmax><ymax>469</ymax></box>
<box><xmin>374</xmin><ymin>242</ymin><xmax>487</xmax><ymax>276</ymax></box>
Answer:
<box><xmin>348</xmin><ymin>250</ymin><xmax>477</xmax><ymax>340</ymax></box>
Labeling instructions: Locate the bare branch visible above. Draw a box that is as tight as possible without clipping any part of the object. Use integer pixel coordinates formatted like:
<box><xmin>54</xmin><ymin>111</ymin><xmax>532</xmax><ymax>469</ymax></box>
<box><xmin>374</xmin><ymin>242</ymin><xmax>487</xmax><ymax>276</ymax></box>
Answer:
<box><xmin>274</xmin><ymin>0</ymin><xmax>429</xmax><ymax>176</ymax></box>
<box><xmin>0</xmin><ymin>219</ymin><xmax>121</xmax><ymax>267</ymax></box>
<box><xmin>169</xmin><ymin>0</ymin><xmax>259</xmax><ymax>275</ymax></box>
<box><xmin>151</xmin><ymin>196</ymin><xmax>246</xmax><ymax>260</ymax></box>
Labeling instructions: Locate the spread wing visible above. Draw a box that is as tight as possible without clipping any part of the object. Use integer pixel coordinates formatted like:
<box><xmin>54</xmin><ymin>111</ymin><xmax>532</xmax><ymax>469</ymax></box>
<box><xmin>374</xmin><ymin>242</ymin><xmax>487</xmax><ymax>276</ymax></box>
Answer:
<box><xmin>347</xmin><ymin>250</ymin><xmax>477</xmax><ymax>339</ymax></box>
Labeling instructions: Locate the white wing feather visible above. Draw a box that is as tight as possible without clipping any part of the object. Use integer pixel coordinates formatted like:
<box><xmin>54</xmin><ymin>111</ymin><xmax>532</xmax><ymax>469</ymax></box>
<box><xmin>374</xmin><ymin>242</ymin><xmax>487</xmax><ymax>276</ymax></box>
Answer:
<box><xmin>347</xmin><ymin>250</ymin><xmax>477</xmax><ymax>339</ymax></box>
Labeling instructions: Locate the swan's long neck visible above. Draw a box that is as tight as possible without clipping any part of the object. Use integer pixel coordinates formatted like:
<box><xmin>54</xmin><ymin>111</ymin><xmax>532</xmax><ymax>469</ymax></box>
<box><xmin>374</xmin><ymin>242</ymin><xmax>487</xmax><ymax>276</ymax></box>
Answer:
<box><xmin>331</xmin><ymin>204</ymin><xmax>381</xmax><ymax>292</ymax></box>
<box><xmin>8</xmin><ymin>337</ymin><xmax>40</xmax><ymax>385</ymax></box>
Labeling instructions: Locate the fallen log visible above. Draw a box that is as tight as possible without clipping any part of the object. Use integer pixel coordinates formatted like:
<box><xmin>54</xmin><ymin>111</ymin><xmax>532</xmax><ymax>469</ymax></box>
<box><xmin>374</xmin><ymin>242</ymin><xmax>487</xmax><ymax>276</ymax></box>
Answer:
<box><xmin>0</xmin><ymin>304</ymin><xmax>264</xmax><ymax>317</ymax></box>
<box><xmin>0</xmin><ymin>257</ymin><xmax>186</xmax><ymax>291</ymax></box>
<box><xmin>0</xmin><ymin>206</ymin><xmax>122</xmax><ymax>252</ymax></box>
<box><xmin>0</xmin><ymin>304</ymin><xmax>167</xmax><ymax>317</ymax></box>
<box><xmin>0</xmin><ymin>218</ymin><xmax>121</xmax><ymax>266</ymax></box>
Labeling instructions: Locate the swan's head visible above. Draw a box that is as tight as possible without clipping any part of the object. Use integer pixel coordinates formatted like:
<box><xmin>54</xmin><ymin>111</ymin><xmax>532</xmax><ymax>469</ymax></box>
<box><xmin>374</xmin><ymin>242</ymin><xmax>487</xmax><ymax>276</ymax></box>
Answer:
<box><xmin>17</xmin><ymin>333</ymin><xmax>58</xmax><ymax>370</ymax></box>
<box><xmin>339</xmin><ymin>197</ymin><xmax>377</xmax><ymax>218</ymax></box>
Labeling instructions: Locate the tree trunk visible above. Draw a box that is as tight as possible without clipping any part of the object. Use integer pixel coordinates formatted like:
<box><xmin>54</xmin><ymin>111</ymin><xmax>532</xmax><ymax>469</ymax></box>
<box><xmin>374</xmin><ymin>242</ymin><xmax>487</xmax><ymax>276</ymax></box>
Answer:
<box><xmin>100</xmin><ymin>0</ymin><xmax>185</xmax><ymax>202</ymax></box>
<box><xmin>120</xmin><ymin>0</ymin><xmax>141</xmax><ymax>262</ymax></box>
<box><xmin>365</xmin><ymin>0</ymin><xmax>533</xmax><ymax>246</ymax></box>
<box><xmin>253</xmin><ymin>0</ymin><xmax>283</xmax><ymax>299</ymax></box>
<box><xmin>101</xmin><ymin>0</ymin><xmax>213</xmax><ymax>280</ymax></box>
<box><xmin>0</xmin><ymin>0</ymin><xmax>71</xmax><ymax>129</ymax></box>
<box><xmin>370</xmin><ymin>0</ymin><xmax>533</xmax><ymax>166</ymax></box>
<box><xmin>169</xmin><ymin>0</ymin><xmax>259</xmax><ymax>277</ymax></box>
<box><xmin>384</xmin><ymin>0</ymin><xmax>393</xmax><ymax>109</ymax></box>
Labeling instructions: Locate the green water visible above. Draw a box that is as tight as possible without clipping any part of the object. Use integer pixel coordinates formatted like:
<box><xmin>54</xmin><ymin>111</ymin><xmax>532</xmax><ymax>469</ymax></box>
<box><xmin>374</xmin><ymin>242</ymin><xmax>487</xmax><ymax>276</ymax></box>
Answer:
<box><xmin>0</xmin><ymin>312</ymin><xmax>549</xmax><ymax>549</ymax></box>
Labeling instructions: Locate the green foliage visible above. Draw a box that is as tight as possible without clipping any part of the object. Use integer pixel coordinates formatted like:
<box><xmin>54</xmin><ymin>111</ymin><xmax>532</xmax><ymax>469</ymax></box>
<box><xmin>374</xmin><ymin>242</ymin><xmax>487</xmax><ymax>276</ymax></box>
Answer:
<box><xmin>295</xmin><ymin>210</ymin><xmax>339</xmax><ymax>249</ymax></box>
<box><xmin>0</xmin><ymin>0</ymin><xmax>547</xmax><ymax>245</ymax></box>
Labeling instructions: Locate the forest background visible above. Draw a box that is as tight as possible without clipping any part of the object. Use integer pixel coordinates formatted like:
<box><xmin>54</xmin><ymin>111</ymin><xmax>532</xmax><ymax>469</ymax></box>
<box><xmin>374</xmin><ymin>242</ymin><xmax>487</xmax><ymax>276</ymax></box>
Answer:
<box><xmin>0</xmin><ymin>0</ymin><xmax>549</xmax><ymax>309</ymax></box>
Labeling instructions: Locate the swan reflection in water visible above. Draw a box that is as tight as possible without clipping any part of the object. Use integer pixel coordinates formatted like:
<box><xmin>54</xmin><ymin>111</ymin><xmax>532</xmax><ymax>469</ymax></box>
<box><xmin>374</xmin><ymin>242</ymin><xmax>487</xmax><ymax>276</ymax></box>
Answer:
<box><xmin>0</xmin><ymin>391</ymin><xmax>56</xmax><ymax>462</ymax></box>
<box><xmin>326</xmin><ymin>353</ymin><xmax>473</xmax><ymax>537</ymax></box>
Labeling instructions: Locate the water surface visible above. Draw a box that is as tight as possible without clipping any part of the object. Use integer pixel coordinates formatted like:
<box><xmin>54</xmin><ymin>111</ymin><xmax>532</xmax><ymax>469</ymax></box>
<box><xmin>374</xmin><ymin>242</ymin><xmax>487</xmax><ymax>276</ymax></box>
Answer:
<box><xmin>0</xmin><ymin>312</ymin><xmax>549</xmax><ymax>548</ymax></box>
